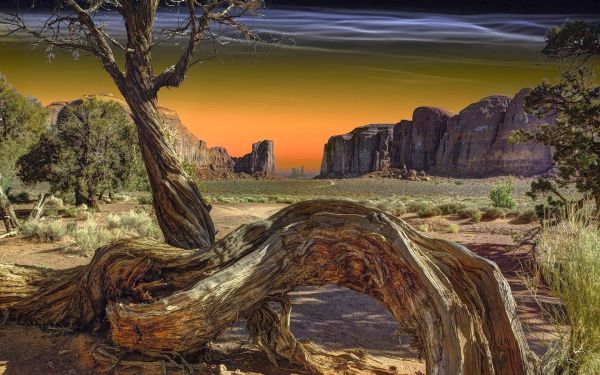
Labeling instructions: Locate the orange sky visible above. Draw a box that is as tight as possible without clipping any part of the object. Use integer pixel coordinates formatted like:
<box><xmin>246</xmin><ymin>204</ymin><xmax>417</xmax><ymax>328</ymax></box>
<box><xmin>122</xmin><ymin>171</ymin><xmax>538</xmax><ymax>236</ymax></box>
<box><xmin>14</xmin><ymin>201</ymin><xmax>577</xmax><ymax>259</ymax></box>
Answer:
<box><xmin>0</xmin><ymin>41</ymin><xmax>562</xmax><ymax>174</ymax></box>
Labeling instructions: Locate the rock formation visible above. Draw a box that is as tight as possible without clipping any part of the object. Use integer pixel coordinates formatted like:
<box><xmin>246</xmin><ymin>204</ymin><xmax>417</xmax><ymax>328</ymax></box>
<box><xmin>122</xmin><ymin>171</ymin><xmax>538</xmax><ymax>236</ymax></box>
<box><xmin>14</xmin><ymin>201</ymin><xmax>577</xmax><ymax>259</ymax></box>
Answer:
<box><xmin>319</xmin><ymin>124</ymin><xmax>394</xmax><ymax>178</ymax></box>
<box><xmin>435</xmin><ymin>95</ymin><xmax>511</xmax><ymax>176</ymax></box>
<box><xmin>233</xmin><ymin>140</ymin><xmax>276</xmax><ymax>177</ymax></box>
<box><xmin>46</xmin><ymin>94</ymin><xmax>276</xmax><ymax>179</ymax></box>
<box><xmin>320</xmin><ymin>89</ymin><xmax>554</xmax><ymax>178</ymax></box>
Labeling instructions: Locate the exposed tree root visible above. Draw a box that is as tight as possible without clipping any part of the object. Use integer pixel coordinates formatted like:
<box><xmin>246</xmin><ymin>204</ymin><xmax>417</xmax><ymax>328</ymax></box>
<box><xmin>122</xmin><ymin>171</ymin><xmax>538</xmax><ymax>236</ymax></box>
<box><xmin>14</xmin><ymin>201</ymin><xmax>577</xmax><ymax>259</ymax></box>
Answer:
<box><xmin>0</xmin><ymin>200</ymin><xmax>539</xmax><ymax>374</ymax></box>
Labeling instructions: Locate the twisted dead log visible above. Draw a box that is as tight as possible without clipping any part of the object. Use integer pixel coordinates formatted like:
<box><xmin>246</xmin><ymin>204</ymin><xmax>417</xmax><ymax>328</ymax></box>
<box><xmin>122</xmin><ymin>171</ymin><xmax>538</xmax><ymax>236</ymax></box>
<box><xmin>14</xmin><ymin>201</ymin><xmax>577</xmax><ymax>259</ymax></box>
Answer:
<box><xmin>0</xmin><ymin>200</ymin><xmax>538</xmax><ymax>374</ymax></box>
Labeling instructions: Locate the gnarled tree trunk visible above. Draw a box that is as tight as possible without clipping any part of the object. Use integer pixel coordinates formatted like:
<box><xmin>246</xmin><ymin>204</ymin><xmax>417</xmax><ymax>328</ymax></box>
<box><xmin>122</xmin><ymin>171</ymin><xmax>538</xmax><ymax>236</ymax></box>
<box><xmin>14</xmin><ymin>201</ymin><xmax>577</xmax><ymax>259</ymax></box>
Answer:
<box><xmin>0</xmin><ymin>185</ymin><xmax>19</xmax><ymax>232</ymax></box>
<box><xmin>0</xmin><ymin>200</ymin><xmax>539</xmax><ymax>375</ymax></box>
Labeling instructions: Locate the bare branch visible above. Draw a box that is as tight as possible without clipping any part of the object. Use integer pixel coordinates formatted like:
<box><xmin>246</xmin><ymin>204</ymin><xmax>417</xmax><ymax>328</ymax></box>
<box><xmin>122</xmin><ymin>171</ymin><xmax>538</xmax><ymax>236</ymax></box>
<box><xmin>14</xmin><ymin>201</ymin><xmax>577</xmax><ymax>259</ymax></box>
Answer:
<box><xmin>152</xmin><ymin>0</ymin><xmax>264</xmax><ymax>94</ymax></box>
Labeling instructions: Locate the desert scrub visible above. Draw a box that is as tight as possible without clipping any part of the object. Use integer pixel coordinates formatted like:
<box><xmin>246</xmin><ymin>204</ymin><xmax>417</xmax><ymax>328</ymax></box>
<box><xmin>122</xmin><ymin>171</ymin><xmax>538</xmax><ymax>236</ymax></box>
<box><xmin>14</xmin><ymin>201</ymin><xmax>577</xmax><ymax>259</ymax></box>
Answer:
<box><xmin>534</xmin><ymin>203</ymin><xmax>600</xmax><ymax>374</ymax></box>
<box><xmin>417</xmin><ymin>204</ymin><xmax>443</xmax><ymax>218</ymax></box>
<box><xmin>106</xmin><ymin>210</ymin><xmax>161</xmax><ymax>239</ymax></box>
<box><xmin>137</xmin><ymin>194</ymin><xmax>153</xmax><ymax>205</ymax></box>
<box><xmin>489</xmin><ymin>177</ymin><xmax>516</xmax><ymax>209</ymax></box>
<box><xmin>458</xmin><ymin>207</ymin><xmax>482</xmax><ymax>223</ymax></box>
<box><xmin>70</xmin><ymin>219</ymin><xmax>112</xmax><ymax>255</ymax></box>
<box><xmin>21</xmin><ymin>220</ymin><xmax>66</xmax><ymax>242</ymax></box>
<box><xmin>437</xmin><ymin>202</ymin><xmax>468</xmax><ymax>215</ymax></box>
<box><xmin>417</xmin><ymin>223</ymin><xmax>430</xmax><ymax>232</ymax></box>
<box><xmin>482</xmin><ymin>206</ymin><xmax>509</xmax><ymax>220</ymax></box>
<box><xmin>446</xmin><ymin>224</ymin><xmax>461</xmax><ymax>234</ymax></box>
<box><xmin>517</xmin><ymin>208</ymin><xmax>538</xmax><ymax>224</ymax></box>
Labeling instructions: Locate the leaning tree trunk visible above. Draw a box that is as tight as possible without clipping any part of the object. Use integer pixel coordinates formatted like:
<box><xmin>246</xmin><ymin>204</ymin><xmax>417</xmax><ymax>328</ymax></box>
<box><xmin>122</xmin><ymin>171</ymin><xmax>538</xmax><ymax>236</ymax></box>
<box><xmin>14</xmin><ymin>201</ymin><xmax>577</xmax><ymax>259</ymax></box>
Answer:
<box><xmin>114</xmin><ymin>3</ymin><xmax>215</xmax><ymax>250</ymax></box>
<box><xmin>0</xmin><ymin>185</ymin><xmax>19</xmax><ymax>232</ymax></box>
<box><xmin>0</xmin><ymin>201</ymin><xmax>538</xmax><ymax>375</ymax></box>
<box><xmin>124</xmin><ymin>94</ymin><xmax>215</xmax><ymax>250</ymax></box>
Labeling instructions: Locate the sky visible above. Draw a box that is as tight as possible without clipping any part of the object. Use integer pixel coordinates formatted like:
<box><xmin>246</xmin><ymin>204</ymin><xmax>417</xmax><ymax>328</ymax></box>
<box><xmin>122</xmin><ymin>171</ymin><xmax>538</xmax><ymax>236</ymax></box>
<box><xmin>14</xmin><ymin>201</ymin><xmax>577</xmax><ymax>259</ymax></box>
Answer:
<box><xmin>0</xmin><ymin>7</ymin><xmax>598</xmax><ymax>174</ymax></box>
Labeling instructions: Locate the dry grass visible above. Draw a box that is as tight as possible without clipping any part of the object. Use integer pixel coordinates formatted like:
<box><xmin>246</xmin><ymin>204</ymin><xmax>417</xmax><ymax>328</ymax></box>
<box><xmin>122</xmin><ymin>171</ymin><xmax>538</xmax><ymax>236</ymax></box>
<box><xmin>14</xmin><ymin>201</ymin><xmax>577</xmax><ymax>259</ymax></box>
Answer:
<box><xmin>533</xmin><ymin>203</ymin><xmax>600</xmax><ymax>374</ymax></box>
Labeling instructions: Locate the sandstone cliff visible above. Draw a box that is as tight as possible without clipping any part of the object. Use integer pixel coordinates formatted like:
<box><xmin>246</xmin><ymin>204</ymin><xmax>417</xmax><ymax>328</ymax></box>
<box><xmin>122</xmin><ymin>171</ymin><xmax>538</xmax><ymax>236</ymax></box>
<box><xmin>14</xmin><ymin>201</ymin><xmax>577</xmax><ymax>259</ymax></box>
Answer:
<box><xmin>233</xmin><ymin>140</ymin><xmax>276</xmax><ymax>177</ymax></box>
<box><xmin>320</xmin><ymin>89</ymin><xmax>553</xmax><ymax>178</ymax></box>
<box><xmin>320</xmin><ymin>124</ymin><xmax>394</xmax><ymax>178</ymax></box>
<box><xmin>46</xmin><ymin>94</ymin><xmax>276</xmax><ymax>178</ymax></box>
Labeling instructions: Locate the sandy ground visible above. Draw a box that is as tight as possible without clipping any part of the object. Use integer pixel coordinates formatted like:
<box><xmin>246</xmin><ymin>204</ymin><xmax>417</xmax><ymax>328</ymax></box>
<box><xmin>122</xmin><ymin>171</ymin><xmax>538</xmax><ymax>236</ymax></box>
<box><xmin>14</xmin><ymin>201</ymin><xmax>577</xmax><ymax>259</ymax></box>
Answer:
<box><xmin>0</xmin><ymin>202</ymin><xmax>556</xmax><ymax>374</ymax></box>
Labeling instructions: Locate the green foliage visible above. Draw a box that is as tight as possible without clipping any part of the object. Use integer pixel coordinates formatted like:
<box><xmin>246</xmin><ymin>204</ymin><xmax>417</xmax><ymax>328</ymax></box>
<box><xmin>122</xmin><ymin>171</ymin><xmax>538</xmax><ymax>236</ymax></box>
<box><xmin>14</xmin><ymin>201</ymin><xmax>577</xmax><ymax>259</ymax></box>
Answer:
<box><xmin>0</xmin><ymin>75</ymin><xmax>47</xmax><ymax>188</ymax></box>
<box><xmin>511</xmin><ymin>21</ymin><xmax>600</xmax><ymax>212</ymax></box>
<box><xmin>541</xmin><ymin>21</ymin><xmax>600</xmax><ymax>62</ymax></box>
<box><xmin>534</xmin><ymin>203</ymin><xmax>600</xmax><ymax>374</ymax></box>
<box><xmin>21</xmin><ymin>220</ymin><xmax>67</xmax><ymax>242</ymax></box>
<box><xmin>18</xmin><ymin>98</ymin><xmax>145</xmax><ymax>206</ymax></box>
<box><xmin>489</xmin><ymin>177</ymin><xmax>516</xmax><ymax>209</ymax></box>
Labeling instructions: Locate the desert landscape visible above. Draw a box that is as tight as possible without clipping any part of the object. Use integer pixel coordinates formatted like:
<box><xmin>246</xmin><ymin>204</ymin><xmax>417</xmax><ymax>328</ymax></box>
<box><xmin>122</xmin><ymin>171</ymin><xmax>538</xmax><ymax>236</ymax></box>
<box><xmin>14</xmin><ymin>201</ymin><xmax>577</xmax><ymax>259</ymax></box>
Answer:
<box><xmin>0</xmin><ymin>1</ymin><xmax>599</xmax><ymax>375</ymax></box>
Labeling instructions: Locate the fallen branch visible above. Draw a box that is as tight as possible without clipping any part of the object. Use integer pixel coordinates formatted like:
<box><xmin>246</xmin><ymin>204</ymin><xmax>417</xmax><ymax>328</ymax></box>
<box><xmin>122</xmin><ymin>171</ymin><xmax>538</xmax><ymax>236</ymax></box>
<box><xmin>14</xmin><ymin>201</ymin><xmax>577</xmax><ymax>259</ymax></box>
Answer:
<box><xmin>0</xmin><ymin>200</ymin><xmax>539</xmax><ymax>374</ymax></box>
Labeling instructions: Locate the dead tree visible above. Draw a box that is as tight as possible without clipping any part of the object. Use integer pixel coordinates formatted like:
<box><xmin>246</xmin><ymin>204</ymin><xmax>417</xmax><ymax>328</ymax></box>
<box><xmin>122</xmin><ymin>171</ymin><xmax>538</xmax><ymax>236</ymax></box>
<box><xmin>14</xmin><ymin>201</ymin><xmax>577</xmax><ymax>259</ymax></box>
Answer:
<box><xmin>0</xmin><ymin>0</ymin><xmax>266</xmax><ymax>249</ymax></box>
<box><xmin>0</xmin><ymin>201</ymin><xmax>539</xmax><ymax>374</ymax></box>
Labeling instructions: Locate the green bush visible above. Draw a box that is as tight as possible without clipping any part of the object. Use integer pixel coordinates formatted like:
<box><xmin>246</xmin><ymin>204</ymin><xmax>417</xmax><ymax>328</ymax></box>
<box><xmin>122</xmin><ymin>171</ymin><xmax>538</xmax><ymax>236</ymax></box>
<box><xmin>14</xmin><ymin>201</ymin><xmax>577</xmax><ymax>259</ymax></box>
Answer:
<box><xmin>489</xmin><ymin>177</ymin><xmax>516</xmax><ymax>209</ymax></box>
<box><xmin>458</xmin><ymin>207</ymin><xmax>482</xmax><ymax>223</ymax></box>
<box><xmin>534</xmin><ymin>203</ymin><xmax>600</xmax><ymax>374</ymax></box>
<box><xmin>21</xmin><ymin>220</ymin><xmax>67</xmax><ymax>242</ymax></box>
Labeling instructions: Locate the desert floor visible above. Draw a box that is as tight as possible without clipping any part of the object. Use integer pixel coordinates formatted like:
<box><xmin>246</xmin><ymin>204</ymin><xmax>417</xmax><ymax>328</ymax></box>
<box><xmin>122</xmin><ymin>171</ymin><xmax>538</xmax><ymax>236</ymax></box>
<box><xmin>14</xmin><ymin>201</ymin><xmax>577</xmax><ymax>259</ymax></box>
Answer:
<box><xmin>0</xmin><ymin>195</ymin><xmax>557</xmax><ymax>374</ymax></box>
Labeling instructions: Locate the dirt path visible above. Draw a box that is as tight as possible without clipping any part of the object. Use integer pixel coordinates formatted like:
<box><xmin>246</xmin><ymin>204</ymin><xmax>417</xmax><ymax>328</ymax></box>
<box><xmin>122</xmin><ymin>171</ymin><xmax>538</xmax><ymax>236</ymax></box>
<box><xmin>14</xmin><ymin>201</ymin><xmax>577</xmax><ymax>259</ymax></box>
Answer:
<box><xmin>0</xmin><ymin>203</ymin><xmax>555</xmax><ymax>374</ymax></box>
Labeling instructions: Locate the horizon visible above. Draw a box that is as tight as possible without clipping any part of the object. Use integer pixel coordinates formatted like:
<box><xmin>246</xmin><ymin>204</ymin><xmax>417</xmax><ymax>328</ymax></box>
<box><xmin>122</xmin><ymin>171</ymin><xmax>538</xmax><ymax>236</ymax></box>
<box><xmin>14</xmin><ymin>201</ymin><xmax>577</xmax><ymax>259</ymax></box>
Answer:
<box><xmin>1</xmin><ymin>6</ymin><xmax>597</xmax><ymax>174</ymax></box>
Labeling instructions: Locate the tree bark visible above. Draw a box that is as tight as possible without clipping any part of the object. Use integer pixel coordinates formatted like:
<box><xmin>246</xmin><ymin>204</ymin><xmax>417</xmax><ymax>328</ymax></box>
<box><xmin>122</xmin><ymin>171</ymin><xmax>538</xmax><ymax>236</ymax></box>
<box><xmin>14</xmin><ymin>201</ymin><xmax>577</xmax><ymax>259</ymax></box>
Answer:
<box><xmin>124</xmin><ymin>95</ymin><xmax>215</xmax><ymax>249</ymax></box>
<box><xmin>109</xmin><ymin>3</ymin><xmax>215</xmax><ymax>250</ymax></box>
<box><xmin>0</xmin><ymin>200</ymin><xmax>539</xmax><ymax>375</ymax></box>
<box><xmin>0</xmin><ymin>185</ymin><xmax>19</xmax><ymax>232</ymax></box>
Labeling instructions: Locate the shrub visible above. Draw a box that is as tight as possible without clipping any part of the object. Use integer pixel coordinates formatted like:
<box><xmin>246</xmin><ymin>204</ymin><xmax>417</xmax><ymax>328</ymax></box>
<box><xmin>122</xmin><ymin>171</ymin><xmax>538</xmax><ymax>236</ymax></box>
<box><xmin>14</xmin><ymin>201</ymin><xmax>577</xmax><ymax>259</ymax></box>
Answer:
<box><xmin>458</xmin><ymin>207</ymin><xmax>482</xmax><ymax>223</ymax></box>
<box><xmin>437</xmin><ymin>202</ymin><xmax>468</xmax><ymax>215</ymax></box>
<box><xmin>63</xmin><ymin>204</ymin><xmax>88</xmax><ymax>218</ymax></box>
<box><xmin>21</xmin><ymin>220</ymin><xmax>66</xmax><ymax>242</ymax></box>
<box><xmin>517</xmin><ymin>208</ymin><xmax>538</xmax><ymax>224</ymax></box>
<box><xmin>489</xmin><ymin>177</ymin><xmax>516</xmax><ymax>209</ymax></box>
<box><xmin>534</xmin><ymin>203</ymin><xmax>600</xmax><ymax>374</ymax></box>
<box><xmin>482</xmin><ymin>206</ymin><xmax>508</xmax><ymax>220</ymax></box>
<box><xmin>137</xmin><ymin>194</ymin><xmax>153</xmax><ymax>205</ymax></box>
<box><xmin>8</xmin><ymin>190</ymin><xmax>31</xmax><ymax>203</ymax></box>
<box><xmin>446</xmin><ymin>224</ymin><xmax>461</xmax><ymax>234</ymax></box>
<box><xmin>106</xmin><ymin>210</ymin><xmax>161</xmax><ymax>239</ymax></box>
<box><xmin>71</xmin><ymin>219</ymin><xmax>112</xmax><ymax>255</ymax></box>
<box><xmin>407</xmin><ymin>201</ymin><xmax>429</xmax><ymax>213</ymax></box>
<box><xmin>417</xmin><ymin>205</ymin><xmax>442</xmax><ymax>218</ymax></box>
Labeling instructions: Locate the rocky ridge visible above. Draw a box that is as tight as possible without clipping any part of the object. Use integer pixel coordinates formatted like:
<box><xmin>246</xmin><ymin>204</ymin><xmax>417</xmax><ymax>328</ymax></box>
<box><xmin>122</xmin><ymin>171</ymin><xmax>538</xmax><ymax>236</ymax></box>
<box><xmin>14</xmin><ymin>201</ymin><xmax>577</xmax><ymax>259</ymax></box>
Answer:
<box><xmin>46</xmin><ymin>94</ymin><xmax>275</xmax><ymax>179</ymax></box>
<box><xmin>320</xmin><ymin>88</ymin><xmax>554</xmax><ymax>178</ymax></box>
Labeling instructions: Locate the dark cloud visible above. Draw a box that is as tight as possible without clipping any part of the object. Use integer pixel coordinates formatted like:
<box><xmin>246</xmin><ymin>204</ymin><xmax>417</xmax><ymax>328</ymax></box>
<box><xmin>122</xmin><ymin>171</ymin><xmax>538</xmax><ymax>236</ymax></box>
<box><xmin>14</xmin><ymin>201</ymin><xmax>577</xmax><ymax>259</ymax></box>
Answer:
<box><xmin>2</xmin><ymin>0</ymin><xmax>600</xmax><ymax>13</ymax></box>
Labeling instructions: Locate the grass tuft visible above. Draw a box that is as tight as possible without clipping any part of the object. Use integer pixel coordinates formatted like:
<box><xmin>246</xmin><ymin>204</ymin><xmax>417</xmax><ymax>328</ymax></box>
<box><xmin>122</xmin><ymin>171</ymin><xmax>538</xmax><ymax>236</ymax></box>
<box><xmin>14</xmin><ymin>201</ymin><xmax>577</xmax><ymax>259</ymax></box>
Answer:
<box><xmin>533</xmin><ymin>203</ymin><xmax>600</xmax><ymax>374</ymax></box>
